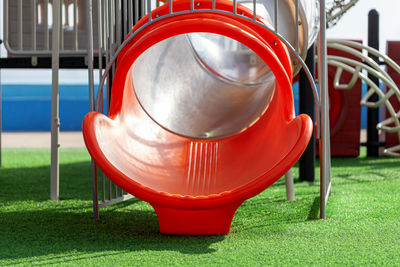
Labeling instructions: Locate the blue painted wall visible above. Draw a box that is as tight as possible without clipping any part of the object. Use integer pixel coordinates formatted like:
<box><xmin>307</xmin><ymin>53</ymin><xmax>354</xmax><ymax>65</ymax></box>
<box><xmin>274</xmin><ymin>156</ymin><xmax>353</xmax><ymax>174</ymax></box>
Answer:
<box><xmin>1</xmin><ymin>84</ymin><xmax>106</xmax><ymax>131</ymax></box>
<box><xmin>1</xmin><ymin>83</ymin><xmax>366</xmax><ymax>131</ymax></box>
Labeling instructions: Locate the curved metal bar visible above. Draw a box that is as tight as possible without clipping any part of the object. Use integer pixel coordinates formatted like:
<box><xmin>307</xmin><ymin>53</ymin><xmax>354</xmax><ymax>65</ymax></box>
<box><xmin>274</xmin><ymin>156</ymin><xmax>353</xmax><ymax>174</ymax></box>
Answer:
<box><xmin>329</xmin><ymin>39</ymin><xmax>400</xmax><ymax>75</ymax></box>
<box><xmin>95</xmin><ymin>8</ymin><xmax>321</xmax><ymax>136</ymax></box>
<box><xmin>327</xmin><ymin>59</ymin><xmax>389</xmax><ymax>106</ymax></box>
<box><xmin>385</xmin><ymin>144</ymin><xmax>400</xmax><ymax>156</ymax></box>
<box><xmin>333</xmin><ymin>65</ymin><xmax>361</xmax><ymax>90</ymax></box>
<box><xmin>328</xmin><ymin>41</ymin><xmax>394</xmax><ymax>84</ymax></box>
<box><xmin>328</xmin><ymin>55</ymin><xmax>400</xmax><ymax>98</ymax></box>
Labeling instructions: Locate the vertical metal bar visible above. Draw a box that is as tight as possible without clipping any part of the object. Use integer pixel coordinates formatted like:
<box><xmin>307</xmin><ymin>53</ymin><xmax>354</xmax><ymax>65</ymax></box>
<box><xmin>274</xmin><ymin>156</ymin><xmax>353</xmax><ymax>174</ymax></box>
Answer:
<box><xmin>87</xmin><ymin>0</ymin><xmax>95</xmax><ymax>115</ymax></box>
<box><xmin>98</xmin><ymin>1</ymin><xmax>103</xmax><ymax>80</ymax></box>
<box><xmin>367</xmin><ymin>9</ymin><xmax>380</xmax><ymax>157</ymax></box>
<box><xmin>73</xmin><ymin>0</ymin><xmax>78</xmax><ymax>50</ymax></box>
<box><xmin>109</xmin><ymin>0</ymin><xmax>114</xmax><ymax>55</ymax></box>
<box><xmin>318</xmin><ymin>0</ymin><xmax>331</xmax><ymax>219</ymax></box>
<box><xmin>212</xmin><ymin>0</ymin><xmax>216</xmax><ymax>10</ymax></box>
<box><xmin>50</xmin><ymin>0</ymin><xmax>61</xmax><ymax>201</ymax></box>
<box><xmin>147</xmin><ymin>0</ymin><xmax>152</xmax><ymax>21</ymax></box>
<box><xmin>97</xmin><ymin>0</ymin><xmax>103</xmax><ymax>110</ymax></box>
<box><xmin>4</xmin><ymin>0</ymin><xmax>9</xmax><ymax>52</ymax></box>
<box><xmin>104</xmin><ymin>0</ymin><xmax>111</xmax><ymax>113</ymax></box>
<box><xmin>99</xmin><ymin>0</ymin><xmax>106</xmax><ymax>203</ymax></box>
<box><xmin>103</xmin><ymin>0</ymin><xmax>107</xmax><ymax>47</ymax></box>
<box><xmin>191</xmin><ymin>0</ymin><xmax>194</xmax><ymax>10</ymax></box>
<box><xmin>108</xmin><ymin>178</ymin><xmax>112</xmax><ymax>200</ymax></box>
<box><xmin>109</xmin><ymin>0</ymin><xmax>115</xmax><ymax>112</ymax></box>
<box><xmin>113</xmin><ymin>182</ymin><xmax>118</xmax><ymax>198</ymax></box>
<box><xmin>123</xmin><ymin>0</ymin><xmax>128</xmax><ymax>36</ymax></box>
<box><xmin>116</xmin><ymin>0</ymin><xmax>125</xmax><ymax>44</ymax></box>
<box><xmin>98</xmin><ymin>0</ymin><xmax>104</xmax><ymax>113</ymax></box>
<box><xmin>128</xmin><ymin>0</ymin><xmax>133</xmax><ymax>28</ymax></box>
<box><xmin>274</xmin><ymin>0</ymin><xmax>278</xmax><ymax>31</ymax></box>
<box><xmin>18</xmin><ymin>0</ymin><xmax>23</xmax><ymax>50</ymax></box>
<box><xmin>253</xmin><ymin>0</ymin><xmax>256</xmax><ymax>20</ymax></box>
<box><xmin>299</xmin><ymin>45</ymin><xmax>316</xmax><ymax>182</ymax></box>
<box><xmin>104</xmin><ymin>0</ymin><xmax>109</xmax><ymax>66</ymax></box>
<box><xmin>285</xmin><ymin>169</ymin><xmax>295</xmax><ymax>201</ymax></box>
<box><xmin>32</xmin><ymin>0</ymin><xmax>37</xmax><ymax>51</ymax></box>
<box><xmin>60</xmin><ymin>0</ymin><xmax>64</xmax><ymax>50</ymax></box>
<box><xmin>86</xmin><ymin>0</ymin><xmax>99</xmax><ymax>219</ymax></box>
<box><xmin>116</xmin><ymin>0</ymin><xmax>122</xmax><ymax>45</ymax></box>
<box><xmin>44</xmin><ymin>0</ymin><xmax>49</xmax><ymax>50</ymax></box>
<box><xmin>101</xmin><ymin>173</ymin><xmax>105</xmax><ymax>202</ymax></box>
<box><xmin>169</xmin><ymin>0</ymin><xmax>172</xmax><ymax>14</ymax></box>
<box><xmin>140</xmin><ymin>0</ymin><xmax>145</xmax><ymax>16</ymax></box>
<box><xmin>233</xmin><ymin>0</ymin><xmax>237</xmax><ymax>14</ymax></box>
<box><xmin>135</xmin><ymin>0</ymin><xmax>140</xmax><ymax>23</ymax></box>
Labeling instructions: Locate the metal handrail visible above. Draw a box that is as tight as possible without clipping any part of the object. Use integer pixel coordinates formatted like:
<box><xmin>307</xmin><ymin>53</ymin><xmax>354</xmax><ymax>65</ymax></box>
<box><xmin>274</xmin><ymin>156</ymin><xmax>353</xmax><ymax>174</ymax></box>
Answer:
<box><xmin>3</xmin><ymin>0</ymin><xmax>101</xmax><ymax>57</ymax></box>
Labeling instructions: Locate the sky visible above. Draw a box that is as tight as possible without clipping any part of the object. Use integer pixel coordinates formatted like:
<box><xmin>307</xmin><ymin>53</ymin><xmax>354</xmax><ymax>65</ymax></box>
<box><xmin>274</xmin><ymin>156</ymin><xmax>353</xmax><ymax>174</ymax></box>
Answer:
<box><xmin>1</xmin><ymin>0</ymin><xmax>399</xmax><ymax>85</ymax></box>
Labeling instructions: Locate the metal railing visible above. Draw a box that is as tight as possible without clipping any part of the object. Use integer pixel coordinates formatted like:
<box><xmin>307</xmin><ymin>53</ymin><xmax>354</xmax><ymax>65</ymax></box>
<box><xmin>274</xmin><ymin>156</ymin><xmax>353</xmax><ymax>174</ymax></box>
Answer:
<box><xmin>87</xmin><ymin>0</ymin><xmax>136</xmax><ymax>218</ymax></box>
<box><xmin>3</xmin><ymin>0</ymin><xmax>101</xmax><ymax>58</ymax></box>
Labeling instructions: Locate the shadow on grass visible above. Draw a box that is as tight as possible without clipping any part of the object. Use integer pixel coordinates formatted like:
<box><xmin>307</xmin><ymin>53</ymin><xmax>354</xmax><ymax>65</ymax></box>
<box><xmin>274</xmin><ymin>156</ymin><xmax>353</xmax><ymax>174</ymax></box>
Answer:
<box><xmin>307</xmin><ymin>196</ymin><xmax>320</xmax><ymax>220</ymax></box>
<box><xmin>0</xmin><ymin>204</ymin><xmax>224</xmax><ymax>265</ymax></box>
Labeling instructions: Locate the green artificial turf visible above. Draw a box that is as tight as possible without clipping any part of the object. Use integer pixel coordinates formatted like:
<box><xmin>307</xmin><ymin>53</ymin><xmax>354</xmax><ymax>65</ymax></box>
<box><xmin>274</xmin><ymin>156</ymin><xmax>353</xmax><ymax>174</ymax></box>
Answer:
<box><xmin>0</xmin><ymin>147</ymin><xmax>399</xmax><ymax>266</ymax></box>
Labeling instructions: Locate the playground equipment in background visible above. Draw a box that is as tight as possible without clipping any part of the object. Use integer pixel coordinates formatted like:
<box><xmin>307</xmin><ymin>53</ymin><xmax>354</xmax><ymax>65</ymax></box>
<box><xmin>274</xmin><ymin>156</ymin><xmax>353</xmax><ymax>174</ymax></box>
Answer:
<box><xmin>83</xmin><ymin>0</ymin><xmax>325</xmax><ymax>235</ymax></box>
<box><xmin>325</xmin><ymin>0</ymin><xmax>359</xmax><ymax>28</ymax></box>
<box><xmin>327</xmin><ymin>39</ymin><xmax>400</xmax><ymax>156</ymax></box>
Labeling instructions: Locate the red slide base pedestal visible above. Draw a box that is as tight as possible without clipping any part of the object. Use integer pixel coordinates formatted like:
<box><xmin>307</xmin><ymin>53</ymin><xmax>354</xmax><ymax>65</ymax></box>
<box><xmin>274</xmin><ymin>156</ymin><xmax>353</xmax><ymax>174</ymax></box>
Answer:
<box><xmin>152</xmin><ymin>202</ymin><xmax>243</xmax><ymax>235</ymax></box>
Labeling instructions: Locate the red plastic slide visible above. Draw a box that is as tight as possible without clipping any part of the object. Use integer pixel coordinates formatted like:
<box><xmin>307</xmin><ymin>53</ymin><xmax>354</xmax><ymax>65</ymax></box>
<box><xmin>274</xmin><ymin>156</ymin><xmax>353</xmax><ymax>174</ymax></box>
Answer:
<box><xmin>83</xmin><ymin>0</ymin><xmax>313</xmax><ymax>235</ymax></box>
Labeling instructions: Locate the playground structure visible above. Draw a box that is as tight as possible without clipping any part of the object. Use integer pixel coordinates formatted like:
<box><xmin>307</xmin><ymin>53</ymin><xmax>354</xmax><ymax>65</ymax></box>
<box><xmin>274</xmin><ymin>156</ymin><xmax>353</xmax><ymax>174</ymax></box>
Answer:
<box><xmin>0</xmin><ymin>0</ymin><xmax>399</xmax><ymax>234</ymax></box>
<box><xmin>83</xmin><ymin>0</ymin><xmax>330</xmax><ymax>234</ymax></box>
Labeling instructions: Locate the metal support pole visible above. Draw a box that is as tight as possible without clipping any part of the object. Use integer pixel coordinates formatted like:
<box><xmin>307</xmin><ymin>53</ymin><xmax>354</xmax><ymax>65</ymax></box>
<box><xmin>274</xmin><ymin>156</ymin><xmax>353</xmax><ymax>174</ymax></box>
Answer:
<box><xmin>367</xmin><ymin>9</ymin><xmax>380</xmax><ymax>157</ymax></box>
<box><xmin>285</xmin><ymin>169</ymin><xmax>295</xmax><ymax>201</ymax></box>
<box><xmin>18</xmin><ymin>0</ymin><xmax>23</xmax><ymax>51</ymax></box>
<box><xmin>299</xmin><ymin>45</ymin><xmax>316</xmax><ymax>182</ymax></box>
<box><xmin>86</xmin><ymin>0</ymin><xmax>99</xmax><ymax>219</ymax></box>
<box><xmin>318</xmin><ymin>0</ymin><xmax>331</xmax><ymax>219</ymax></box>
<box><xmin>50</xmin><ymin>0</ymin><xmax>61</xmax><ymax>201</ymax></box>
